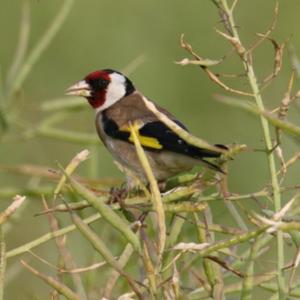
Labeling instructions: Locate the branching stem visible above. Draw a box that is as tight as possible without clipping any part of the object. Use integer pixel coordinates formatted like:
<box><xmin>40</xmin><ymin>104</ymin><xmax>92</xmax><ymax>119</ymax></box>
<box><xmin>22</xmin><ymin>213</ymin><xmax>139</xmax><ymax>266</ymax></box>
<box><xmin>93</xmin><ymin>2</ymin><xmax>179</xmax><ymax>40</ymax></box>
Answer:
<box><xmin>219</xmin><ymin>0</ymin><xmax>285</xmax><ymax>298</ymax></box>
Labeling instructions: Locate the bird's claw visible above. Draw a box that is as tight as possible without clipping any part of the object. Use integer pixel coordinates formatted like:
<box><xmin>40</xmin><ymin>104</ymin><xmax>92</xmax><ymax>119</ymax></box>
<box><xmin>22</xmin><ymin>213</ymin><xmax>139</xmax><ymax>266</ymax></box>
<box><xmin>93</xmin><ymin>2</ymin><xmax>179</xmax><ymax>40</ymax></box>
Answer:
<box><xmin>109</xmin><ymin>186</ymin><xmax>128</xmax><ymax>205</ymax></box>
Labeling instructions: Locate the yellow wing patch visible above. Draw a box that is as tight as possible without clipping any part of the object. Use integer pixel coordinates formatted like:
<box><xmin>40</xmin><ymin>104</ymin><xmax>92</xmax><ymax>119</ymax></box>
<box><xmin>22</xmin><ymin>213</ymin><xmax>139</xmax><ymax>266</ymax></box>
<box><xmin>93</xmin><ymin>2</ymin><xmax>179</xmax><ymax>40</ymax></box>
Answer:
<box><xmin>120</xmin><ymin>121</ymin><xmax>163</xmax><ymax>150</ymax></box>
<box><xmin>128</xmin><ymin>134</ymin><xmax>162</xmax><ymax>149</ymax></box>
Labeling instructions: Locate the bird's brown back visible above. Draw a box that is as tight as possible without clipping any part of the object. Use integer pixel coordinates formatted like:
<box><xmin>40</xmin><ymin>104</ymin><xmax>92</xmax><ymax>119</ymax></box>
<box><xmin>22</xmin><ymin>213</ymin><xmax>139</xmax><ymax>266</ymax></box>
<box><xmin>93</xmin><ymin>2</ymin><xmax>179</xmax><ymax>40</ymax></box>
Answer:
<box><xmin>104</xmin><ymin>91</ymin><xmax>176</xmax><ymax>127</ymax></box>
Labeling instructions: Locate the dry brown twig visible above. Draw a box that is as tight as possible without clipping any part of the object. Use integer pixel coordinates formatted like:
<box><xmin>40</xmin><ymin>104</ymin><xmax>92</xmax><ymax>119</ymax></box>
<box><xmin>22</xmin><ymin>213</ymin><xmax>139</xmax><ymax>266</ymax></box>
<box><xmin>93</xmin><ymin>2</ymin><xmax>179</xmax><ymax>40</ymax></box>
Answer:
<box><xmin>204</xmin><ymin>255</ymin><xmax>244</xmax><ymax>278</ymax></box>
<box><xmin>261</xmin><ymin>37</ymin><xmax>286</xmax><ymax>88</ymax></box>
<box><xmin>247</xmin><ymin>1</ymin><xmax>279</xmax><ymax>53</ymax></box>
<box><xmin>280</xmin><ymin>152</ymin><xmax>300</xmax><ymax>174</ymax></box>
<box><xmin>179</xmin><ymin>34</ymin><xmax>253</xmax><ymax>97</ymax></box>
<box><xmin>214</xmin><ymin>1</ymin><xmax>283</xmax><ymax>92</ymax></box>
<box><xmin>21</xmin><ymin>260</ymin><xmax>81</xmax><ymax>300</ymax></box>
<box><xmin>0</xmin><ymin>195</ymin><xmax>26</xmax><ymax>225</ymax></box>
<box><xmin>54</xmin><ymin>149</ymin><xmax>90</xmax><ymax>199</ymax></box>
<box><xmin>42</xmin><ymin>197</ymin><xmax>87</xmax><ymax>299</ymax></box>
<box><xmin>0</xmin><ymin>163</ymin><xmax>120</xmax><ymax>186</ymax></box>
<box><xmin>215</xmin><ymin>28</ymin><xmax>246</xmax><ymax>57</ymax></box>
<box><xmin>273</xmin><ymin>70</ymin><xmax>295</xmax><ymax>177</ymax></box>
<box><xmin>280</xmin><ymin>72</ymin><xmax>295</xmax><ymax>125</ymax></box>
<box><xmin>28</xmin><ymin>250</ymin><xmax>108</xmax><ymax>274</ymax></box>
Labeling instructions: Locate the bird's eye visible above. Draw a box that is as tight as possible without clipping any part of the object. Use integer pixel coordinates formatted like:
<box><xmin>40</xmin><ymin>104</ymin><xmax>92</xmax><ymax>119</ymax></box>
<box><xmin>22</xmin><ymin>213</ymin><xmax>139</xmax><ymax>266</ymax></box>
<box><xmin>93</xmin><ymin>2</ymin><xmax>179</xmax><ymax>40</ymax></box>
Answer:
<box><xmin>87</xmin><ymin>77</ymin><xmax>109</xmax><ymax>92</ymax></box>
<box><xmin>98</xmin><ymin>78</ymin><xmax>108</xmax><ymax>87</ymax></box>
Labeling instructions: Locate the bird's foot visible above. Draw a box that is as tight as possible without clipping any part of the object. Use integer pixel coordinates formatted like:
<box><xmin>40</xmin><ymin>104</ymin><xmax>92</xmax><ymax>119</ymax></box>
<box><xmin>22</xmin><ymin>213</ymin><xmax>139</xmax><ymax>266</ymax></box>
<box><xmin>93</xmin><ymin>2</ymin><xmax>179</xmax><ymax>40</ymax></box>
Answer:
<box><xmin>157</xmin><ymin>180</ymin><xmax>167</xmax><ymax>192</ymax></box>
<box><xmin>108</xmin><ymin>186</ymin><xmax>128</xmax><ymax>205</ymax></box>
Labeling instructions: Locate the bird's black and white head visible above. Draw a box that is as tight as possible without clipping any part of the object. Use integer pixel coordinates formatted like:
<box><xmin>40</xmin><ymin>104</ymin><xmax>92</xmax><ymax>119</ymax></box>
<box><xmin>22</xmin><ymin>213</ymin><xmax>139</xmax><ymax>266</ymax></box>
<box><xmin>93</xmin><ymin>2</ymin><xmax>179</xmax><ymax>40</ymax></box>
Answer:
<box><xmin>66</xmin><ymin>69</ymin><xmax>135</xmax><ymax>111</ymax></box>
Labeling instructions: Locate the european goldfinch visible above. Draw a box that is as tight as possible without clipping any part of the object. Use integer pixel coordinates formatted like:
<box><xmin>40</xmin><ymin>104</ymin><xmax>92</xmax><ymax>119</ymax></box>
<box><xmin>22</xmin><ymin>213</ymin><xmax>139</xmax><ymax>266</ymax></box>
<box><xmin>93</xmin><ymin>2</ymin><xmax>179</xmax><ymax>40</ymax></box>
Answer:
<box><xmin>66</xmin><ymin>69</ymin><xmax>226</xmax><ymax>182</ymax></box>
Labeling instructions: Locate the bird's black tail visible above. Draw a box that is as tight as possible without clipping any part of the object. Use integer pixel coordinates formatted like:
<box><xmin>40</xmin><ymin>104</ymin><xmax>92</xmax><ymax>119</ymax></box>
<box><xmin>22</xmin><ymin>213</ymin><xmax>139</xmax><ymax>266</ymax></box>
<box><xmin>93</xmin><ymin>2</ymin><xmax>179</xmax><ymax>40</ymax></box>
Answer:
<box><xmin>186</xmin><ymin>143</ymin><xmax>228</xmax><ymax>159</ymax></box>
<box><xmin>187</xmin><ymin>144</ymin><xmax>227</xmax><ymax>173</ymax></box>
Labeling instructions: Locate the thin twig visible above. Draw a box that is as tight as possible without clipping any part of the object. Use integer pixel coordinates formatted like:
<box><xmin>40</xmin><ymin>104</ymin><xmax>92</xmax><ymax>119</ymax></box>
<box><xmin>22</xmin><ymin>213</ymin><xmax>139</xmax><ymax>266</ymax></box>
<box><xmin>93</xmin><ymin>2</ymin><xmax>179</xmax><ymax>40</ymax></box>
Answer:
<box><xmin>42</xmin><ymin>198</ymin><xmax>87</xmax><ymax>300</ymax></box>
<box><xmin>54</xmin><ymin>149</ymin><xmax>90</xmax><ymax>199</ymax></box>
<box><xmin>103</xmin><ymin>243</ymin><xmax>134</xmax><ymax>298</ymax></box>
<box><xmin>180</xmin><ymin>34</ymin><xmax>253</xmax><ymax>97</ymax></box>
<box><xmin>21</xmin><ymin>260</ymin><xmax>81</xmax><ymax>300</ymax></box>
<box><xmin>6</xmin><ymin>213</ymin><xmax>101</xmax><ymax>259</ymax></box>
<box><xmin>0</xmin><ymin>195</ymin><xmax>26</xmax><ymax>225</ymax></box>
<box><xmin>247</xmin><ymin>1</ymin><xmax>279</xmax><ymax>53</ymax></box>
<box><xmin>67</xmin><ymin>208</ymin><xmax>143</xmax><ymax>300</ymax></box>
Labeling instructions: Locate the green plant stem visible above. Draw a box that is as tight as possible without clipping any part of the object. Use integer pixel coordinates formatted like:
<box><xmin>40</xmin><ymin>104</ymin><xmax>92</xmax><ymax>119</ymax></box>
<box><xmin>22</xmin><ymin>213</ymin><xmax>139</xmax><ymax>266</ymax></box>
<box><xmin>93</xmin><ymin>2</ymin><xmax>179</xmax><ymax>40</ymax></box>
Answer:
<box><xmin>6</xmin><ymin>213</ymin><xmax>101</xmax><ymax>259</ymax></box>
<box><xmin>240</xmin><ymin>238</ymin><xmax>260</xmax><ymax>300</ymax></box>
<box><xmin>230</xmin><ymin>234</ymin><xmax>272</xmax><ymax>271</ymax></box>
<box><xmin>34</xmin><ymin>111</ymin><xmax>99</xmax><ymax>145</ymax></box>
<box><xmin>0</xmin><ymin>72</ymin><xmax>7</xmax><ymax>136</ymax></box>
<box><xmin>69</xmin><ymin>211</ymin><xmax>143</xmax><ymax>300</ymax></box>
<box><xmin>217</xmin><ymin>95</ymin><xmax>300</xmax><ymax>139</ymax></box>
<box><xmin>31</xmin><ymin>111</ymin><xmax>99</xmax><ymax>144</ymax></box>
<box><xmin>6</xmin><ymin>0</ymin><xmax>31</xmax><ymax>86</ymax></box>
<box><xmin>141</xmin><ymin>239</ymin><xmax>158</xmax><ymax>298</ymax></box>
<box><xmin>21</xmin><ymin>260</ymin><xmax>81</xmax><ymax>300</ymax></box>
<box><xmin>194</xmin><ymin>213</ymin><xmax>222</xmax><ymax>298</ymax></box>
<box><xmin>219</xmin><ymin>1</ymin><xmax>285</xmax><ymax>297</ymax></box>
<box><xmin>103</xmin><ymin>243</ymin><xmax>134</xmax><ymax>298</ymax></box>
<box><xmin>189</xmin><ymin>273</ymin><xmax>276</xmax><ymax>299</ymax></box>
<box><xmin>9</xmin><ymin>0</ymin><xmax>74</xmax><ymax>96</ymax></box>
<box><xmin>162</xmin><ymin>213</ymin><xmax>186</xmax><ymax>280</ymax></box>
<box><xmin>130</xmin><ymin>124</ymin><xmax>166</xmax><ymax>262</ymax></box>
<box><xmin>0</xmin><ymin>185</ymin><xmax>55</xmax><ymax>199</ymax></box>
<box><xmin>36</xmin><ymin>126</ymin><xmax>99</xmax><ymax>145</ymax></box>
<box><xmin>46</xmin><ymin>211</ymin><xmax>87</xmax><ymax>300</ymax></box>
<box><xmin>0</xmin><ymin>228</ymin><xmax>5</xmax><ymax>300</ymax></box>
<box><xmin>67</xmin><ymin>176</ymin><xmax>141</xmax><ymax>253</ymax></box>
<box><xmin>6</xmin><ymin>186</ymin><xmax>298</xmax><ymax>261</ymax></box>
<box><xmin>260</xmin><ymin>283</ymin><xmax>300</xmax><ymax>298</ymax></box>
<box><xmin>4</xmin><ymin>186</ymin><xmax>196</xmax><ymax>259</ymax></box>
<box><xmin>41</xmin><ymin>97</ymin><xmax>86</xmax><ymax>112</ymax></box>
<box><xmin>47</xmin><ymin>186</ymin><xmax>296</xmax><ymax>210</ymax></box>
<box><xmin>183</xmin><ymin>226</ymin><xmax>268</xmax><ymax>275</ymax></box>
<box><xmin>224</xmin><ymin>201</ymin><xmax>248</xmax><ymax>231</ymax></box>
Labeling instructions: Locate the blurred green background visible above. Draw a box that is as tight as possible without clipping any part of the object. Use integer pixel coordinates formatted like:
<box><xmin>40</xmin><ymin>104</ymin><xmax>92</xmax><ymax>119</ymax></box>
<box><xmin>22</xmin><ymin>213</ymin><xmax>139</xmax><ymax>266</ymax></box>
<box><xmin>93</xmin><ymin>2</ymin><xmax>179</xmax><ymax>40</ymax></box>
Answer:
<box><xmin>1</xmin><ymin>0</ymin><xmax>300</xmax><ymax>298</ymax></box>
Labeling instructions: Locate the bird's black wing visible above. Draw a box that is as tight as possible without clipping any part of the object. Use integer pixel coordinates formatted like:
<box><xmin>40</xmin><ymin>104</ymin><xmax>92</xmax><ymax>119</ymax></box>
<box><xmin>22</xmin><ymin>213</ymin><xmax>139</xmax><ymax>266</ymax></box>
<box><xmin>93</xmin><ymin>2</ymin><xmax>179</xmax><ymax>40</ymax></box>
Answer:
<box><xmin>102</xmin><ymin>111</ymin><xmax>225</xmax><ymax>160</ymax></box>
<box><xmin>139</xmin><ymin>121</ymin><xmax>225</xmax><ymax>159</ymax></box>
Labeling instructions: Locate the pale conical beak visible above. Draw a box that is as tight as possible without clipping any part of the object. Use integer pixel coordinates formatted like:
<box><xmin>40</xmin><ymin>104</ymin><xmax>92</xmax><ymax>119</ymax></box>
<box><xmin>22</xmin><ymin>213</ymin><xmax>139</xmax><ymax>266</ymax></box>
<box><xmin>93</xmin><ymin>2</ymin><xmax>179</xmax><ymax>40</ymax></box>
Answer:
<box><xmin>65</xmin><ymin>80</ymin><xmax>91</xmax><ymax>97</ymax></box>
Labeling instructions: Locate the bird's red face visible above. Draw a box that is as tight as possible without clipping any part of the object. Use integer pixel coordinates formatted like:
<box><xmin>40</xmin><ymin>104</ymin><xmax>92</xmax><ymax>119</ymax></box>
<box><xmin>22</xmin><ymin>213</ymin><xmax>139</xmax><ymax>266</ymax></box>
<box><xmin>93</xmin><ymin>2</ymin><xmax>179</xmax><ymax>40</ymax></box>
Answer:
<box><xmin>66</xmin><ymin>69</ymin><xmax>135</xmax><ymax>111</ymax></box>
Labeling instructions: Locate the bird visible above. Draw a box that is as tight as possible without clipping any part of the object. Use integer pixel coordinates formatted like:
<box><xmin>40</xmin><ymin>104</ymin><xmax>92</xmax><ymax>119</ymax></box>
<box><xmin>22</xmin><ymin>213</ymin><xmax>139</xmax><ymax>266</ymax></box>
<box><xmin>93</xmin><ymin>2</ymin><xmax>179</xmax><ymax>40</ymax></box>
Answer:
<box><xmin>66</xmin><ymin>69</ymin><xmax>226</xmax><ymax>184</ymax></box>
